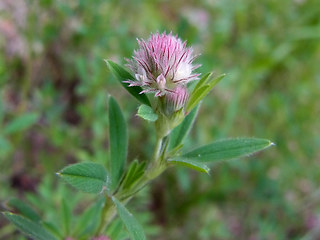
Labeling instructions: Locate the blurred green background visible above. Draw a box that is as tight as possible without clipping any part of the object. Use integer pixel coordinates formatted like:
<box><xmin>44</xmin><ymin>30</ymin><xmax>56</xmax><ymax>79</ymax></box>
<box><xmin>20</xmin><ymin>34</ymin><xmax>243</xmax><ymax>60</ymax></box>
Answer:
<box><xmin>1</xmin><ymin>0</ymin><xmax>319</xmax><ymax>239</ymax></box>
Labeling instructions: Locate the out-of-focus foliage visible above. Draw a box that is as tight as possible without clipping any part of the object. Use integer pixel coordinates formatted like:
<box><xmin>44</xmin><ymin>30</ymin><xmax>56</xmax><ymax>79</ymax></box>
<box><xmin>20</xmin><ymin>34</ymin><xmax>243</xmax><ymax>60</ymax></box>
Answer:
<box><xmin>0</xmin><ymin>0</ymin><xmax>319</xmax><ymax>239</ymax></box>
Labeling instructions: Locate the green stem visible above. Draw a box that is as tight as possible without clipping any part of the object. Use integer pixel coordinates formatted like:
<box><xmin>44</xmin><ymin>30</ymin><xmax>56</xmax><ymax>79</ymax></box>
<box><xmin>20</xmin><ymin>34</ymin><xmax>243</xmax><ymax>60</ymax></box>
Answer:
<box><xmin>96</xmin><ymin>197</ymin><xmax>115</xmax><ymax>235</ymax></box>
<box><xmin>96</xmin><ymin>137</ymin><xmax>167</xmax><ymax>236</ymax></box>
<box><xmin>153</xmin><ymin>137</ymin><xmax>163</xmax><ymax>162</ymax></box>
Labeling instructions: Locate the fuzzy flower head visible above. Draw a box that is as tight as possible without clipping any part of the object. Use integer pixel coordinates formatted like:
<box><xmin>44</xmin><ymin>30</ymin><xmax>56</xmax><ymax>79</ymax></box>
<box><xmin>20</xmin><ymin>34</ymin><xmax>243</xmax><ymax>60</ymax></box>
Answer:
<box><xmin>125</xmin><ymin>32</ymin><xmax>200</xmax><ymax>97</ymax></box>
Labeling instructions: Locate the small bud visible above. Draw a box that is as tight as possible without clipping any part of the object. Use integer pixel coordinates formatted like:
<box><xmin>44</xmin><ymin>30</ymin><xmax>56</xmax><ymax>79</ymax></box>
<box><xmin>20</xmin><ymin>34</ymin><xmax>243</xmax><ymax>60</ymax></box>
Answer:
<box><xmin>165</xmin><ymin>86</ymin><xmax>189</xmax><ymax>115</ymax></box>
<box><xmin>156</xmin><ymin>74</ymin><xmax>166</xmax><ymax>91</ymax></box>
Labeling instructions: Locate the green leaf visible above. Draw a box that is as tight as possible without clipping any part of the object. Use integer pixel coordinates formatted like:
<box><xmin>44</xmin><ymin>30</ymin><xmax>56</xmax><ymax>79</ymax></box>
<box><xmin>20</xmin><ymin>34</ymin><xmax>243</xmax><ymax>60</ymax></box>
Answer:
<box><xmin>57</xmin><ymin>162</ymin><xmax>108</xmax><ymax>193</ymax></box>
<box><xmin>121</xmin><ymin>160</ymin><xmax>146</xmax><ymax>190</ymax></box>
<box><xmin>192</xmin><ymin>72</ymin><xmax>212</xmax><ymax>93</ymax></box>
<box><xmin>0</xmin><ymin>136</ymin><xmax>11</xmax><ymax>154</ymax></box>
<box><xmin>182</xmin><ymin>138</ymin><xmax>274</xmax><ymax>163</ymax></box>
<box><xmin>3</xmin><ymin>212</ymin><xmax>57</xmax><ymax>240</ymax></box>
<box><xmin>109</xmin><ymin>96</ymin><xmax>128</xmax><ymax>190</ymax></box>
<box><xmin>186</xmin><ymin>73</ymin><xmax>225</xmax><ymax>113</ymax></box>
<box><xmin>186</xmin><ymin>85</ymin><xmax>209</xmax><ymax>113</ymax></box>
<box><xmin>137</xmin><ymin>104</ymin><xmax>158</xmax><ymax>121</ymax></box>
<box><xmin>43</xmin><ymin>222</ymin><xmax>63</xmax><ymax>239</ymax></box>
<box><xmin>74</xmin><ymin>198</ymin><xmax>104</xmax><ymax>237</ymax></box>
<box><xmin>6</xmin><ymin>198</ymin><xmax>41</xmax><ymax>222</ymax></box>
<box><xmin>105</xmin><ymin>60</ymin><xmax>151</xmax><ymax>106</ymax></box>
<box><xmin>168</xmin><ymin>157</ymin><xmax>210</xmax><ymax>174</ymax></box>
<box><xmin>61</xmin><ymin>199</ymin><xmax>71</xmax><ymax>236</ymax></box>
<box><xmin>167</xmin><ymin>144</ymin><xmax>184</xmax><ymax>158</ymax></box>
<box><xmin>106</xmin><ymin>219</ymin><xmax>126</xmax><ymax>240</ymax></box>
<box><xmin>112</xmin><ymin>197</ymin><xmax>146</xmax><ymax>240</ymax></box>
<box><xmin>4</xmin><ymin>113</ymin><xmax>39</xmax><ymax>135</ymax></box>
<box><xmin>169</xmin><ymin>104</ymin><xmax>200</xmax><ymax>150</ymax></box>
<box><xmin>121</xmin><ymin>160</ymin><xmax>138</xmax><ymax>190</ymax></box>
<box><xmin>207</xmin><ymin>73</ymin><xmax>225</xmax><ymax>89</ymax></box>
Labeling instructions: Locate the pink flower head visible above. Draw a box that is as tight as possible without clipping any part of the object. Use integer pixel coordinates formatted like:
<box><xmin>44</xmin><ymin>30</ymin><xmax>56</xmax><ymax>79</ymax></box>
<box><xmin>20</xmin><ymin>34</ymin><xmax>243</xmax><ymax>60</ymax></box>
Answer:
<box><xmin>125</xmin><ymin>32</ymin><xmax>200</xmax><ymax>97</ymax></box>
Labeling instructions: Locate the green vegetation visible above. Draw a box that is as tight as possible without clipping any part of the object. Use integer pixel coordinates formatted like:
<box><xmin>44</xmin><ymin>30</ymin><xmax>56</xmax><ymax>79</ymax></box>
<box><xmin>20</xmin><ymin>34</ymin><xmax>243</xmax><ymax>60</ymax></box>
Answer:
<box><xmin>0</xmin><ymin>0</ymin><xmax>319</xmax><ymax>239</ymax></box>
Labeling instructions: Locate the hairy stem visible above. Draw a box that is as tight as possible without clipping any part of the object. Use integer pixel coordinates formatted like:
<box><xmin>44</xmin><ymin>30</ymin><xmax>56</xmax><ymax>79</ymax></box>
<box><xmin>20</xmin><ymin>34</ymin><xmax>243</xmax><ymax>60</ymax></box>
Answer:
<box><xmin>96</xmin><ymin>136</ymin><xmax>167</xmax><ymax>236</ymax></box>
<box><xmin>153</xmin><ymin>137</ymin><xmax>163</xmax><ymax>162</ymax></box>
<box><xmin>96</xmin><ymin>197</ymin><xmax>116</xmax><ymax>235</ymax></box>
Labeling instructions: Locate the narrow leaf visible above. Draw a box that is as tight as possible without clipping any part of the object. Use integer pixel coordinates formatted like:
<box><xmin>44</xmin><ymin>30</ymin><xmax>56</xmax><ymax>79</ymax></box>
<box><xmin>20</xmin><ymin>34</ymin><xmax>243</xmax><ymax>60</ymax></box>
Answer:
<box><xmin>4</xmin><ymin>113</ymin><xmax>39</xmax><ymax>135</ymax></box>
<box><xmin>169</xmin><ymin>104</ymin><xmax>200</xmax><ymax>149</ymax></box>
<box><xmin>208</xmin><ymin>73</ymin><xmax>225</xmax><ymax>89</ymax></box>
<box><xmin>186</xmin><ymin>73</ymin><xmax>225</xmax><ymax>113</ymax></box>
<box><xmin>109</xmin><ymin>97</ymin><xmax>128</xmax><ymax>190</ymax></box>
<box><xmin>193</xmin><ymin>73</ymin><xmax>212</xmax><ymax>93</ymax></box>
<box><xmin>105</xmin><ymin>60</ymin><xmax>151</xmax><ymax>106</ymax></box>
<box><xmin>3</xmin><ymin>212</ymin><xmax>57</xmax><ymax>240</ymax></box>
<box><xmin>168</xmin><ymin>157</ymin><xmax>210</xmax><ymax>174</ymax></box>
<box><xmin>43</xmin><ymin>222</ymin><xmax>63</xmax><ymax>239</ymax></box>
<box><xmin>121</xmin><ymin>160</ymin><xmax>146</xmax><ymax>190</ymax></box>
<box><xmin>106</xmin><ymin>219</ymin><xmax>126</xmax><ymax>240</ymax></box>
<box><xmin>112</xmin><ymin>197</ymin><xmax>146</xmax><ymax>240</ymax></box>
<box><xmin>75</xmin><ymin>198</ymin><xmax>104</xmax><ymax>237</ymax></box>
<box><xmin>6</xmin><ymin>198</ymin><xmax>41</xmax><ymax>222</ymax></box>
<box><xmin>167</xmin><ymin>144</ymin><xmax>184</xmax><ymax>158</ymax></box>
<box><xmin>137</xmin><ymin>104</ymin><xmax>158</xmax><ymax>121</ymax></box>
<box><xmin>186</xmin><ymin>85</ymin><xmax>209</xmax><ymax>113</ymax></box>
<box><xmin>57</xmin><ymin>162</ymin><xmax>108</xmax><ymax>193</ymax></box>
<box><xmin>121</xmin><ymin>160</ymin><xmax>138</xmax><ymax>190</ymax></box>
<box><xmin>61</xmin><ymin>199</ymin><xmax>71</xmax><ymax>236</ymax></box>
<box><xmin>183</xmin><ymin>138</ymin><xmax>274</xmax><ymax>163</ymax></box>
